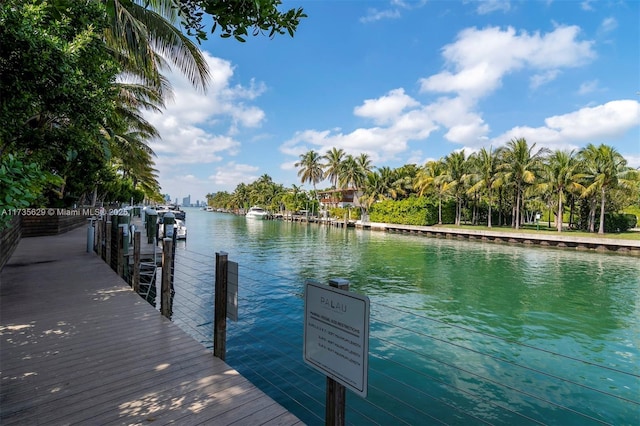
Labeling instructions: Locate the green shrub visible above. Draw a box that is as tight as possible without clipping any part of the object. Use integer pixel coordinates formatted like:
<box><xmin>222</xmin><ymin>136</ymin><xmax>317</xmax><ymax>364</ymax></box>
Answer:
<box><xmin>328</xmin><ymin>207</ymin><xmax>360</xmax><ymax>220</ymax></box>
<box><xmin>369</xmin><ymin>196</ymin><xmax>454</xmax><ymax>226</ymax></box>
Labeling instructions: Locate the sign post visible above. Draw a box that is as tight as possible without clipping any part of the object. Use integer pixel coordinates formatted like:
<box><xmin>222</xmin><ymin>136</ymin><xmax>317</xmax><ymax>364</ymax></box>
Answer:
<box><xmin>304</xmin><ymin>279</ymin><xmax>370</xmax><ymax>425</ymax></box>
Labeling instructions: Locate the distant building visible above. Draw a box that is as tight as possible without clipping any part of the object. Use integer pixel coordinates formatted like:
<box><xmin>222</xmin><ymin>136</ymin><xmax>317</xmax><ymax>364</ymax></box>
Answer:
<box><xmin>182</xmin><ymin>195</ymin><xmax>191</xmax><ymax>207</ymax></box>
<box><xmin>318</xmin><ymin>188</ymin><xmax>360</xmax><ymax>208</ymax></box>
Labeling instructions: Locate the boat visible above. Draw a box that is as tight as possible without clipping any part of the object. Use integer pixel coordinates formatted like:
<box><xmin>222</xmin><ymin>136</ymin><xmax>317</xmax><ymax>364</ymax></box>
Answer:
<box><xmin>174</xmin><ymin>219</ymin><xmax>187</xmax><ymax>240</ymax></box>
<box><xmin>245</xmin><ymin>206</ymin><xmax>269</xmax><ymax>220</ymax></box>
<box><xmin>158</xmin><ymin>218</ymin><xmax>187</xmax><ymax>240</ymax></box>
<box><xmin>156</xmin><ymin>204</ymin><xmax>186</xmax><ymax>220</ymax></box>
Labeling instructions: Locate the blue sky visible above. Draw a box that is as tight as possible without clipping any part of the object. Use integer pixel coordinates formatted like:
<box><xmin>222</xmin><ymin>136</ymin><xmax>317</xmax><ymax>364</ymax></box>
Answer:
<box><xmin>146</xmin><ymin>0</ymin><xmax>640</xmax><ymax>204</ymax></box>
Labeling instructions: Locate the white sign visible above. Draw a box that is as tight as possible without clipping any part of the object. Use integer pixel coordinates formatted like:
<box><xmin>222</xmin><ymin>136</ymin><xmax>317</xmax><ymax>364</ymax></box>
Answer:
<box><xmin>303</xmin><ymin>281</ymin><xmax>370</xmax><ymax>397</ymax></box>
<box><xmin>227</xmin><ymin>261</ymin><xmax>238</xmax><ymax>322</ymax></box>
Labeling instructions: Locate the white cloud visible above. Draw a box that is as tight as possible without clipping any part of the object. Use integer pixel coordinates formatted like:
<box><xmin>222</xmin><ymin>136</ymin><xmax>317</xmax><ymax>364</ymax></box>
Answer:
<box><xmin>623</xmin><ymin>154</ymin><xmax>640</xmax><ymax>169</ymax></box>
<box><xmin>476</xmin><ymin>0</ymin><xmax>511</xmax><ymax>15</ymax></box>
<box><xmin>208</xmin><ymin>162</ymin><xmax>260</xmax><ymax>188</ymax></box>
<box><xmin>530</xmin><ymin>70</ymin><xmax>561</xmax><ymax>89</ymax></box>
<box><xmin>420</xmin><ymin>25</ymin><xmax>595</xmax><ymax>99</ymax></box>
<box><xmin>578</xmin><ymin>79</ymin><xmax>600</xmax><ymax>95</ymax></box>
<box><xmin>146</xmin><ymin>52</ymin><xmax>266</xmax><ymax>164</ymax></box>
<box><xmin>581</xmin><ymin>0</ymin><xmax>595</xmax><ymax>11</ymax></box>
<box><xmin>545</xmin><ymin>100</ymin><xmax>640</xmax><ymax>140</ymax></box>
<box><xmin>599</xmin><ymin>17</ymin><xmax>618</xmax><ymax>33</ymax></box>
<box><xmin>354</xmin><ymin>89</ymin><xmax>420</xmax><ymax>125</ymax></box>
<box><xmin>491</xmin><ymin>100</ymin><xmax>640</xmax><ymax>150</ymax></box>
<box><xmin>359</xmin><ymin>8</ymin><xmax>401</xmax><ymax>23</ymax></box>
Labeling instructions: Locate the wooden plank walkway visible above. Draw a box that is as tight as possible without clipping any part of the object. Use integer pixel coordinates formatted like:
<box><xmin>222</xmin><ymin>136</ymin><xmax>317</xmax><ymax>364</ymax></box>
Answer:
<box><xmin>0</xmin><ymin>227</ymin><xmax>303</xmax><ymax>425</ymax></box>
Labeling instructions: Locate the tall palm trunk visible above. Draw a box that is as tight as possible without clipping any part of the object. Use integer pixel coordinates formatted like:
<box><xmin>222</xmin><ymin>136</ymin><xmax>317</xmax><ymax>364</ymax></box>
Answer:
<box><xmin>556</xmin><ymin>189</ymin><xmax>563</xmax><ymax>232</ymax></box>
<box><xmin>487</xmin><ymin>188</ymin><xmax>493</xmax><ymax>228</ymax></box>
<box><xmin>589</xmin><ymin>198</ymin><xmax>597</xmax><ymax>233</ymax></box>
<box><xmin>598</xmin><ymin>187</ymin><xmax>606</xmax><ymax>234</ymax></box>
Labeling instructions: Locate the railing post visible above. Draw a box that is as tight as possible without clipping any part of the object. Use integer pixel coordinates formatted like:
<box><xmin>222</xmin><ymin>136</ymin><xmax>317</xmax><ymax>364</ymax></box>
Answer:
<box><xmin>161</xmin><ymin>237</ymin><xmax>173</xmax><ymax>318</ymax></box>
<box><xmin>105</xmin><ymin>221</ymin><xmax>112</xmax><ymax>266</ymax></box>
<box><xmin>214</xmin><ymin>251</ymin><xmax>228</xmax><ymax>360</ymax></box>
<box><xmin>326</xmin><ymin>278</ymin><xmax>349</xmax><ymax>426</ymax></box>
<box><xmin>132</xmin><ymin>230</ymin><xmax>141</xmax><ymax>294</ymax></box>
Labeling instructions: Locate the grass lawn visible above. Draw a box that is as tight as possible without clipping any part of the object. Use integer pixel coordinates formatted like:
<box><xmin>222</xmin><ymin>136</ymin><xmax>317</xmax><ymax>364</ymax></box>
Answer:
<box><xmin>432</xmin><ymin>223</ymin><xmax>640</xmax><ymax>241</ymax></box>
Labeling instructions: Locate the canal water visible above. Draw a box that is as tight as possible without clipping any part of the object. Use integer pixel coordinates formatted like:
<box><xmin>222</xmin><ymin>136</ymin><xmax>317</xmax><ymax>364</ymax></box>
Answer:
<box><xmin>171</xmin><ymin>208</ymin><xmax>639</xmax><ymax>425</ymax></box>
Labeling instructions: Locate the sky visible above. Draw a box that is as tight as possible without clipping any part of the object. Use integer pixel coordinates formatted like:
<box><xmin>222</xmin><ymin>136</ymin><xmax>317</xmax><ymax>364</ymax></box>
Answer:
<box><xmin>145</xmin><ymin>0</ymin><xmax>640</xmax><ymax>205</ymax></box>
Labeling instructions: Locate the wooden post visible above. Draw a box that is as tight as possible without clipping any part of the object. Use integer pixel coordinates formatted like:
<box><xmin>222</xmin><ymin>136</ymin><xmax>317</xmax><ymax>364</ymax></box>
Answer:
<box><xmin>95</xmin><ymin>219</ymin><xmax>102</xmax><ymax>256</ymax></box>
<box><xmin>214</xmin><ymin>251</ymin><xmax>228</xmax><ymax>360</ymax></box>
<box><xmin>132</xmin><ymin>230</ymin><xmax>141</xmax><ymax>294</ymax></box>
<box><xmin>116</xmin><ymin>226</ymin><xmax>124</xmax><ymax>277</ymax></box>
<box><xmin>105</xmin><ymin>221</ymin><xmax>112</xmax><ymax>266</ymax></box>
<box><xmin>326</xmin><ymin>278</ymin><xmax>349</xmax><ymax>426</ymax></box>
<box><xmin>161</xmin><ymin>237</ymin><xmax>173</xmax><ymax>318</ymax></box>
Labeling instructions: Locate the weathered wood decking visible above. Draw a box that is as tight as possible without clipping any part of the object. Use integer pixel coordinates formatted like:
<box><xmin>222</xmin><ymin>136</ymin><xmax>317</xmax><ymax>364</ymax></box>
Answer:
<box><xmin>0</xmin><ymin>227</ymin><xmax>302</xmax><ymax>425</ymax></box>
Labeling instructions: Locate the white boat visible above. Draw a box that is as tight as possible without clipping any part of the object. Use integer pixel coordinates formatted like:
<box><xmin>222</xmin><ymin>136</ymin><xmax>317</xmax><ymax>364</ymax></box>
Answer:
<box><xmin>245</xmin><ymin>206</ymin><xmax>269</xmax><ymax>220</ymax></box>
<box><xmin>175</xmin><ymin>219</ymin><xmax>187</xmax><ymax>240</ymax></box>
<box><xmin>158</xmin><ymin>219</ymin><xmax>187</xmax><ymax>240</ymax></box>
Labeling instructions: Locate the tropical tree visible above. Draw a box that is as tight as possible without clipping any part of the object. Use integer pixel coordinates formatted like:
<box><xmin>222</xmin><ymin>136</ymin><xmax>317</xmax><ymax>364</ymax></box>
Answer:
<box><xmin>415</xmin><ymin>160</ymin><xmax>452</xmax><ymax>225</ymax></box>
<box><xmin>356</xmin><ymin>153</ymin><xmax>374</xmax><ymax>176</ymax></box>
<box><xmin>175</xmin><ymin>0</ymin><xmax>307</xmax><ymax>43</ymax></box>
<box><xmin>104</xmin><ymin>0</ymin><xmax>210</xmax><ymax>95</ymax></box>
<box><xmin>467</xmin><ymin>147</ymin><xmax>501</xmax><ymax>228</ymax></box>
<box><xmin>295</xmin><ymin>150</ymin><xmax>324</xmax><ymax>192</ymax></box>
<box><xmin>359</xmin><ymin>171</ymin><xmax>386</xmax><ymax>211</ymax></box>
<box><xmin>323</xmin><ymin>147</ymin><xmax>344</xmax><ymax>189</ymax></box>
<box><xmin>537</xmin><ymin>150</ymin><xmax>585</xmax><ymax>232</ymax></box>
<box><xmin>443</xmin><ymin>150</ymin><xmax>468</xmax><ymax>226</ymax></box>
<box><xmin>579</xmin><ymin>144</ymin><xmax>633</xmax><ymax>234</ymax></box>
<box><xmin>498</xmin><ymin>138</ymin><xmax>548</xmax><ymax>229</ymax></box>
<box><xmin>338</xmin><ymin>155</ymin><xmax>366</xmax><ymax>189</ymax></box>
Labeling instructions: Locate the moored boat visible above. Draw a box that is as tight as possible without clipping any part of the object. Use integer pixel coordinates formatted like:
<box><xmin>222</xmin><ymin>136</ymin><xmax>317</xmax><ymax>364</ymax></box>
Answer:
<box><xmin>246</xmin><ymin>206</ymin><xmax>269</xmax><ymax>220</ymax></box>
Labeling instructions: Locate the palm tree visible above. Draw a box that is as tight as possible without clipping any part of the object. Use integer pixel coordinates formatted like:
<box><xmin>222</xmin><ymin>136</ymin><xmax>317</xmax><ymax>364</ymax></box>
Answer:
<box><xmin>467</xmin><ymin>147</ymin><xmax>500</xmax><ymax>228</ymax></box>
<box><xmin>499</xmin><ymin>138</ymin><xmax>548</xmax><ymax>229</ymax></box>
<box><xmin>359</xmin><ymin>171</ymin><xmax>386</xmax><ymax>211</ymax></box>
<box><xmin>538</xmin><ymin>150</ymin><xmax>585</xmax><ymax>232</ymax></box>
<box><xmin>104</xmin><ymin>0</ymin><xmax>210</xmax><ymax>95</ymax></box>
<box><xmin>295</xmin><ymin>150</ymin><xmax>324</xmax><ymax>193</ymax></box>
<box><xmin>323</xmin><ymin>147</ymin><xmax>345</xmax><ymax>189</ymax></box>
<box><xmin>356</xmin><ymin>153</ymin><xmax>374</xmax><ymax>176</ymax></box>
<box><xmin>415</xmin><ymin>160</ymin><xmax>452</xmax><ymax>225</ymax></box>
<box><xmin>338</xmin><ymin>155</ymin><xmax>366</xmax><ymax>189</ymax></box>
<box><xmin>580</xmin><ymin>144</ymin><xmax>632</xmax><ymax>234</ymax></box>
<box><xmin>443</xmin><ymin>150</ymin><xmax>468</xmax><ymax>226</ymax></box>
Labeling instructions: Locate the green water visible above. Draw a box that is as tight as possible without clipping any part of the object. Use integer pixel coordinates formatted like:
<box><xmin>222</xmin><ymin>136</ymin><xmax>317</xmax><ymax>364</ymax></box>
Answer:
<box><xmin>173</xmin><ymin>208</ymin><xmax>639</xmax><ymax>425</ymax></box>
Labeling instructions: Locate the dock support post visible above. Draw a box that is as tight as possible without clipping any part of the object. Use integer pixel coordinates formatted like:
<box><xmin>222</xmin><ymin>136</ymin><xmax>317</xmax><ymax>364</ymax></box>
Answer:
<box><xmin>132</xmin><ymin>230</ymin><xmax>141</xmax><ymax>294</ymax></box>
<box><xmin>160</xmin><ymin>238</ymin><xmax>173</xmax><ymax>319</ymax></box>
<box><xmin>161</xmin><ymin>237</ymin><xmax>173</xmax><ymax>318</ymax></box>
<box><xmin>116</xmin><ymin>226</ymin><xmax>124</xmax><ymax>276</ymax></box>
<box><xmin>105</xmin><ymin>221</ymin><xmax>112</xmax><ymax>266</ymax></box>
<box><xmin>214</xmin><ymin>251</ymin><xmax>228</xmax><ymax>360</ymax></box>
<box><xmin>96</xmin><ymin>219</ymin><xmax>103</xmax><ymax>257</ymax></box>
<box><xmin>326</xmin><ymin>278</ymin><xmax>349</xmax><ymax>426</ymax></box>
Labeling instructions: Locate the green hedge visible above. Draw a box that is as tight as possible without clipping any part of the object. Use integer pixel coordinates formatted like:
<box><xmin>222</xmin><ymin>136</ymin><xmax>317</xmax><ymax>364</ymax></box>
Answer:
<box><xmin>369</xmin><ymin>197</ymin><xmax>455</xmax><ymax>226</ymax></box>
<box><xmin>604</xmin><ymin>213</ymin><xmax>637</xmax><ymax>233</ymax></box>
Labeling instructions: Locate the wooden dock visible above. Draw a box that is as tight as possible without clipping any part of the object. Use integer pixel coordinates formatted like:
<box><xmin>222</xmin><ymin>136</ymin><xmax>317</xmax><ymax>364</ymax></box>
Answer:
<box><xmin>0</xmin><ymin>227</ymin><xmax>302</xmax><ymax>425</ymax></box>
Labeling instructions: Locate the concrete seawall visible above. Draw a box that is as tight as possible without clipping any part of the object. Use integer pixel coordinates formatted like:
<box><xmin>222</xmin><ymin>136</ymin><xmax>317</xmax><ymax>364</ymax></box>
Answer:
<box><xmin>356</xmin><ymin>221</ymin><xmax>640</xmax><ymax>256</ymax></box>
